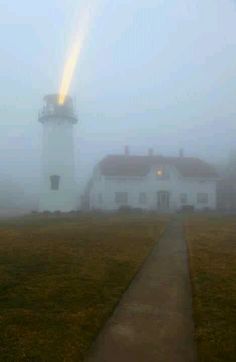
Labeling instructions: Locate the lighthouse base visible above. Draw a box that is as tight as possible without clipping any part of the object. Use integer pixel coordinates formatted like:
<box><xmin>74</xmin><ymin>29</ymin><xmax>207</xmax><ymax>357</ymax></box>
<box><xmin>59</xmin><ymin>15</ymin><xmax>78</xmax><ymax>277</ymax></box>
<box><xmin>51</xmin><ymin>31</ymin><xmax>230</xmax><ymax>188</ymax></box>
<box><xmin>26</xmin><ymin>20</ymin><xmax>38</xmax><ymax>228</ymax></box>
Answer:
<box><xmin>39</xmin><ymin>190</ymin><xmax>78</xmax><ymax>213</ymax></box>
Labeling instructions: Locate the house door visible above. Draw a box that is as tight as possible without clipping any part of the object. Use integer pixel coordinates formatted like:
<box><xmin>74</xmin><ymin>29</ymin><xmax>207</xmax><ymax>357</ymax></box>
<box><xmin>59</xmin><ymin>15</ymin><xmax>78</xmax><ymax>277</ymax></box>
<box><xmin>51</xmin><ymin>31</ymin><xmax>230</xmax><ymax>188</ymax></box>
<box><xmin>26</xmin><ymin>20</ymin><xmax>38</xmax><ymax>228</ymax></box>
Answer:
<box><xmin>157</xmin><ymin>191</ymin><xmax>170</xmax><ymax>211</ymax></box>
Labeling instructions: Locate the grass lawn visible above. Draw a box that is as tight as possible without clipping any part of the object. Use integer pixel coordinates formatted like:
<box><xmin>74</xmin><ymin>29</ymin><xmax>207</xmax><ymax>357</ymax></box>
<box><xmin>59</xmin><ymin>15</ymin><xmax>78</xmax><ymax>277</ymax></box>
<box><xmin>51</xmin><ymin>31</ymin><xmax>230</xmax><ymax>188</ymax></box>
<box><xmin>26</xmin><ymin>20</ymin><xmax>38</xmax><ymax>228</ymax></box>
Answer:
<box><xmin>0</xmin><ymin>213</ymin><xmax>166</xmax><ymax>361</ymax></box>
<box><xmin>186</xmin><ymin>215</ymin><xmax>236</xmax><ymax>362</ymax></box>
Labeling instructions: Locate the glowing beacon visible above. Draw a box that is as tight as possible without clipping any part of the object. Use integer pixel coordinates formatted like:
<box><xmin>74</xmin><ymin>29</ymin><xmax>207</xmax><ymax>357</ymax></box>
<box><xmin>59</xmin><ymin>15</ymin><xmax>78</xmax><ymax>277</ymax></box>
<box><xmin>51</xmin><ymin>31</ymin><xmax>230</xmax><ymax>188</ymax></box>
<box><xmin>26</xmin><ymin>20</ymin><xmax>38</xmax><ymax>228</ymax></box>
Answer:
<box><xmin>38</xmin><ymin>94</ymin><xmax>78</xmax><ymax>212</ymax></box>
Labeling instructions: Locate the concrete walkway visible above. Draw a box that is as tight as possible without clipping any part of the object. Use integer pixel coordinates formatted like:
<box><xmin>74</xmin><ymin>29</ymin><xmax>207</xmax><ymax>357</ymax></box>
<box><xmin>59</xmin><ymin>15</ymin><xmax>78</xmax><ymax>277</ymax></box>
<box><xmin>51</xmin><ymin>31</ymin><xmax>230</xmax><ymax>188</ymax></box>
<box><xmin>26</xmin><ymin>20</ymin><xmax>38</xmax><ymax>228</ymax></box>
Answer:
<box><xmin>85</xmin><ymin>218</ymin><xmax>197</xmax><ymax>362</ymax></box>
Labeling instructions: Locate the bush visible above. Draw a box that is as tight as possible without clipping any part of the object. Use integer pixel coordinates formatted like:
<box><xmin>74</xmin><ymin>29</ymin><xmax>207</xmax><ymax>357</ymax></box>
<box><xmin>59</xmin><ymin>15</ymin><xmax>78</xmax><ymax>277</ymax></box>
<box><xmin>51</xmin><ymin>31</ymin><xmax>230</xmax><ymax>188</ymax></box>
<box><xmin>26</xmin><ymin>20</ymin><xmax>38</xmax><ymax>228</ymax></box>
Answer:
<box><xmin>180</xmin><ymin>205</ymin><xmax>195</xmax><ymax>213</ymax></box>
<box><xmin>117</xmin><ymin>206</ymin><xmax>144</xmax><ymax>214</ymax></box>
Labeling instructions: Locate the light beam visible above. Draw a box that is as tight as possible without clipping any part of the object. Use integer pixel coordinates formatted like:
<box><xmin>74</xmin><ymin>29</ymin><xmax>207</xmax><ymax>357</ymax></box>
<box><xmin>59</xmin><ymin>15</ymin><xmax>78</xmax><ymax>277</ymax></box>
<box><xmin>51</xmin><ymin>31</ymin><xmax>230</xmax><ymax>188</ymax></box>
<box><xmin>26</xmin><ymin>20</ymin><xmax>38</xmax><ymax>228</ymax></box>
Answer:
<box><xmin>58</xmin><ymin>4</ymin><xmax>95</xmax><ymax>105</ymax></box>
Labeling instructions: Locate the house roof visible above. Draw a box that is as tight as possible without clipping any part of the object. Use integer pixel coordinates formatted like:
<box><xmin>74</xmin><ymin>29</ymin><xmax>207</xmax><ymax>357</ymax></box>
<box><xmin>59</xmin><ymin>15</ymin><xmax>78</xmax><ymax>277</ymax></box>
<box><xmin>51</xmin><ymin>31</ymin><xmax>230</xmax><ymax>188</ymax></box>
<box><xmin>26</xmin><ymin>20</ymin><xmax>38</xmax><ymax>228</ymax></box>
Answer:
<box><xmin>99</xmin><ymin>155</ymin><xmax>218</xmax><ymax>178</ymax></box>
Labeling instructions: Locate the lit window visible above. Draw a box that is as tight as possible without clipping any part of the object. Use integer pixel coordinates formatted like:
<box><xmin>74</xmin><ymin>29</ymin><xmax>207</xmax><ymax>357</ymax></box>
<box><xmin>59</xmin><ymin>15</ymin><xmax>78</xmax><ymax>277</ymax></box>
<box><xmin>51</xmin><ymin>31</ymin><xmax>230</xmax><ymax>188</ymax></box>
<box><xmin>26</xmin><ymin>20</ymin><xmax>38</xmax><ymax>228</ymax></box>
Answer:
<box><xmin>139</xmin><ymin>192</ymin><xmax>147</xmax><ymax>204</ymax></box>
<box><xmin>180</xmin><ymin>193</ymin><xmax>188</xmax><ymax>204</ymax></box>
<box><xmin>197</xmin><ymin>193</ymin><xmax>208</xmax><ymax>204</ymax></box>
<box><xmin>115</xmin><ymin>192</ymin><xmax>128</xmax><ymax>204</ymax></box>
<box><xmin>156</xmin><ymin>168</ymin><xmax>163</xmax><ymax>177</ymax></box>
<box><xmin>156</xmin><ymin>166</ymin><xmax>169</xmax><ymax>179</ymax></box>
<box><xmin>50</xmin><ymin>175</ymin><xmax>60</xmax><ymax>190</ymax></box>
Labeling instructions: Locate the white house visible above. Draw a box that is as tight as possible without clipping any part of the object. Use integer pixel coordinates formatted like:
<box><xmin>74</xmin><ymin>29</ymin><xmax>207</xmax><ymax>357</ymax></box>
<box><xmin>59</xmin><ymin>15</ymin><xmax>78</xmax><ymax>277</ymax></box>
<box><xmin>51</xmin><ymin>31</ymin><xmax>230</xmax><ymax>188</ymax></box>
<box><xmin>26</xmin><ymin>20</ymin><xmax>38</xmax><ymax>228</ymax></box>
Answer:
<box><xmin>88</xmin><ymin>151</ymin><xmax>218</xmax><ymax>212</ymax></box>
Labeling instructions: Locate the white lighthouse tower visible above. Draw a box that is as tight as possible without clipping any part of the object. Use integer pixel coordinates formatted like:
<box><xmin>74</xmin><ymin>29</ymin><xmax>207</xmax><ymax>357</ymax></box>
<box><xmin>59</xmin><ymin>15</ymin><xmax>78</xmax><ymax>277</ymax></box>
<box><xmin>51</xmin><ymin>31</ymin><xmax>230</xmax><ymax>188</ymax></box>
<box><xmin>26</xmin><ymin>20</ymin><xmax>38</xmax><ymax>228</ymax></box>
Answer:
<box><xmin>38</xmin><ymin>94</ymin><xmax>78</xmax><ymax>212</ymax></box>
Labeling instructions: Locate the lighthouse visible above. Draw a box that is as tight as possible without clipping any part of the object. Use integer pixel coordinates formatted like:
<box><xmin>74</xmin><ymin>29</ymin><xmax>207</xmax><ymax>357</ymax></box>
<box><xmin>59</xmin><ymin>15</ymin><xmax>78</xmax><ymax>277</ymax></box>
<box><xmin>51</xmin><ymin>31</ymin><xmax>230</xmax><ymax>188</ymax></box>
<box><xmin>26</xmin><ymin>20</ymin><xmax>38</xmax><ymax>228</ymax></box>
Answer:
<box><xmin>38</xmin><ymin>94</ymin><xmax>78</xmax><ymax>212</ymax></box>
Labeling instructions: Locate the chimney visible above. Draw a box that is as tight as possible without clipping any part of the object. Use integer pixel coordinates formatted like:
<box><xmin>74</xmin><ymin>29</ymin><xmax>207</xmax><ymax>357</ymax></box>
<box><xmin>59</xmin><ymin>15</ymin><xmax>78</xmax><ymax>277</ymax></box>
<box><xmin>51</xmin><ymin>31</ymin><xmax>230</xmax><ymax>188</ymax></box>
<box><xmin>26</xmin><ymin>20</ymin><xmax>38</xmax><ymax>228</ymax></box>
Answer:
<box><xmin>124</xmin><ymin>145</ymin><xmax>130</xmax><ymax>156</ymax></box>
<box><xmin>148</xmin><ymin>148</ymin><xmax>154</xmax><ymax>156</ymax></box>
<box><xmin>179</xmin><ymin>148</ymin><xmax>184</xmax><ymax>158</ymax></box>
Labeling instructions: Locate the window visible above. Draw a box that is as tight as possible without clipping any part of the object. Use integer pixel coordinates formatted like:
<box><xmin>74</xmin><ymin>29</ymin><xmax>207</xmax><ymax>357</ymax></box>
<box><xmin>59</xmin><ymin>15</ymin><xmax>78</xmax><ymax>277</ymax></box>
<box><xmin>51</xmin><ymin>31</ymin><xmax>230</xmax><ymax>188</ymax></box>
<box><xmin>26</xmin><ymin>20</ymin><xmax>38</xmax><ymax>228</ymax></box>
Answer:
<box><xmin>197</xmin><ymin>193</ymin><xmax>208</xmax><ymax>204</ymax></box>
<box><xmin>139</xmin><ymin>192</ymin><xmax>147</xmax><ymax>204</ymax></box>
<box><xmin>98</xmin><ymin>193</ymin><xmax>103</xmax><ymax>204</ymax></box>
<box><xmin>50</xmin><ymin>175</ymin><xmax>60</xmax><ymax>190</ymax></box>
<box><xmin>115</xmin><ymin>192</ymin><xmax>128</xmax><ymax>204</ymax></box>
<box><xmin>180</xmin><ymin>193</ymin><xmax>188</xmax><ymax>204</ymax></box>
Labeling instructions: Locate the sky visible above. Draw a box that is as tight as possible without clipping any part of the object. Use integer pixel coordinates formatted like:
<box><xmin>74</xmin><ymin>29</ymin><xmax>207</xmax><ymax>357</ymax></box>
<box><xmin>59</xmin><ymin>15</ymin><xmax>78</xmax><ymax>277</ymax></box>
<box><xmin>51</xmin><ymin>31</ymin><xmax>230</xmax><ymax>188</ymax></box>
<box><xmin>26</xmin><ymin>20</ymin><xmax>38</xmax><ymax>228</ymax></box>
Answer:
<box><xmin>0</xmin><ymin>0</ymin><xmax>236</xmax><ymax>193</ymax></box>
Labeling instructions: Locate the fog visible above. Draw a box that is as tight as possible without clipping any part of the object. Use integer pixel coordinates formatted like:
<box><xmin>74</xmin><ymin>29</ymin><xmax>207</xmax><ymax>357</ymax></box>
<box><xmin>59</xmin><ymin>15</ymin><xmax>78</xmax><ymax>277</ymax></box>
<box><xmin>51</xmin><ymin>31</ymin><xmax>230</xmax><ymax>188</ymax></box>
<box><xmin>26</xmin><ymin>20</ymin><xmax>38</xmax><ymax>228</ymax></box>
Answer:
<box><xmin>0</xmin><ymin>0</ymin><xmax>236</xmax><ymax>211</ymax></box>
